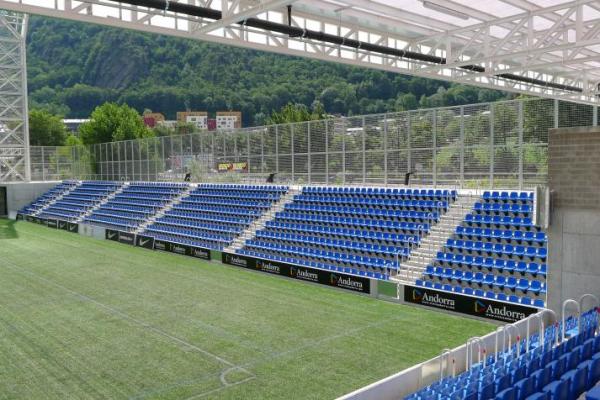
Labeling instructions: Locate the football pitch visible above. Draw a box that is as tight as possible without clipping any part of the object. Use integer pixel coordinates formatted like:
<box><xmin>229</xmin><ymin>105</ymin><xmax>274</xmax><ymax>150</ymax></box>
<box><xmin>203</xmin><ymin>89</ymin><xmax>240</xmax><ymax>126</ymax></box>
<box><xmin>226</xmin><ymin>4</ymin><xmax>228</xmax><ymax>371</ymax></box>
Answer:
<box><xmin>0</xmin><ymin>220</ymin><xmax>494</xmax><ymax>399</ymax></box>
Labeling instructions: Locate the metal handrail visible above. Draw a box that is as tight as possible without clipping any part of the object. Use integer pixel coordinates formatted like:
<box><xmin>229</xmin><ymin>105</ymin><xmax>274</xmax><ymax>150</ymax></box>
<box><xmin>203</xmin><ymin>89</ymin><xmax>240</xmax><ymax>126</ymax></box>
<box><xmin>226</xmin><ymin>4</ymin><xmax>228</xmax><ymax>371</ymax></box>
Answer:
<box><xmin>562</xmin><ymin>299</ymin><xmax>581</xmax><ymax>342</ymax></box>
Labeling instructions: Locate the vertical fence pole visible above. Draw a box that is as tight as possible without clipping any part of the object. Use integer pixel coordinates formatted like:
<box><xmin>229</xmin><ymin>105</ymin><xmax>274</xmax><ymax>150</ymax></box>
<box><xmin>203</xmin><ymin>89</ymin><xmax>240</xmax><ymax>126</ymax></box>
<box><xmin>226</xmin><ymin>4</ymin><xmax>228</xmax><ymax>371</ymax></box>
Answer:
<box><xmin>383</xmin><ymin>113</ymin><xmax>388</xmax><ymax>186</ymax></box>
<box><xmin>41</xmin><ymin>146</ymin><xmax>45</xmax><ymax>181</ymax></box>
<box><xmin>407</xmin><ymin>112</ymin><xmax>412</xmax><ymax>179</ymax></box>
<box><xmin>433</xmin><ymin>109</ymin><xmax>437</xmax><ymax>187</ymax></box>
<box><xmin>593</xmin><ymin>106</ymin><xmax>598</xmax><ymax>126</ymax></box>
<box><xmin>490</xmin><ymin>104</ymin><xmax>495</xmax><ymax>189</ymax></box>
<box><xmin>325</xmin><ymin>120</ymin><xmax>329</xmax><ymax>185</ymax></box>
<box><xmin>342</xmin><ymin>118</ymin><xmax>346</xmax><ymax>185</ymax></box>
<box><xmin>291</xmin><ymin>124</ymin><xmax>295</xmax><ymax>183</ymax></box>
<box><xmin>460</xmin><ymin>106</ymin><xmax>465</xmax><ymax>188</ymax></box>
<box><xmin>362</xmin><ymin>116</ymin><xmax>366</xmax><ymax>184</ymax></box>
<box><xmin>275</xmin><ymin>125</ymin><xmax>279</xmax><ymax>175</ymax></box>
<box><xmin>307</xmin><ymin>122</ymin><xmax>311</xmax><ymax>184</ymax></box>
<box><xmin>261</xmin><ymin>129</ymin><xmax>264</xmax><ymax>174</ymax></box>
<box><xmin>518</xmin><ymin>101</ymin><xmax>524</xmax><ymax>190</ymax></box>
<box><xmin>554</xmin><ymin>99</ymin><xmax>559</xmax><ymax>129</ymax></box>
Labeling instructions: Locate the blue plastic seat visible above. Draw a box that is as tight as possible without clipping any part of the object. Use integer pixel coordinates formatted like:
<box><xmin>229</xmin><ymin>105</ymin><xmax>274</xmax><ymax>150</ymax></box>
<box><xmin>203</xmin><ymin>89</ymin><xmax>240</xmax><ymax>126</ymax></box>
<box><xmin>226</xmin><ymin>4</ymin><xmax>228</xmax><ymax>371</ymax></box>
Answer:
<box><xmin>562</xmin><ymin>364</ymin><xmax>587</xmax><ymax>400</ymax></box>
<box><xmin>542</xmin><ymin>379</ymin><xmax>568</xmax><ymax>400</ymax></box>
<box><xmin>495</xmin><ymin>387</ymin><xmax>516</xmax><ymax>400</ymax></box>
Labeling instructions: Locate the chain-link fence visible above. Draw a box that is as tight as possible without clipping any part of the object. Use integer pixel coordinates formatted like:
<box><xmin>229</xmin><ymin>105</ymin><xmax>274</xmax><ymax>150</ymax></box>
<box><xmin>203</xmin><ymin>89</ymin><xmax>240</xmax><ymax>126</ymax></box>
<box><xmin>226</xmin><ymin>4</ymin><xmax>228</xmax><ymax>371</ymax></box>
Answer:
<box><xmin>29</xmin><ymin>98</ymin><xmax>598</xmax><ymax>189</ymax></box>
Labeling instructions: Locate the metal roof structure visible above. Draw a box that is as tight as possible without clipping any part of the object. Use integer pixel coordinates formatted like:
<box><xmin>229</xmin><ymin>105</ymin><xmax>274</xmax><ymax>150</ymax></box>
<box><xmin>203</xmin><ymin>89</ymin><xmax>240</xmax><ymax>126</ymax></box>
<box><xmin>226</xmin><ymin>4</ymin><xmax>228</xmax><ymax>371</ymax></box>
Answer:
<box><xmin>1</xmin><ymin>0</ymin><xmax>600</xmax><ymax>105</ymax></box>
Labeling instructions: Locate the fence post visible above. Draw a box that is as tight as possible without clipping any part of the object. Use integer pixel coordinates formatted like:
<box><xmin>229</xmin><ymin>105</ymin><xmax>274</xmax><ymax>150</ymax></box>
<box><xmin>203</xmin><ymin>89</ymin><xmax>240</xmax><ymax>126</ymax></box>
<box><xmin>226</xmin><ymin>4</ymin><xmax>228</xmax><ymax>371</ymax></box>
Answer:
<box><xmin>490</xmin><ymin>104</ymin><xmax>495</xmax><ymax>189</ymax></box>
<box><xmin>433</xmin><ymin>109</ymin><xmax>437</xmax><ymax>187</ymax></box>
<box><xmin>291</xmin><ymin>124</ymin><xmax>295</xmax><ymax>183</ymax></box>
<box><xmin>275</xmin><ymin>125</ymin><xmax>279</xmax><ymax>175</ymax></box>
<box><xmin>325</xmin><ymin>120</ymin><xmax>329</xmax><ymax>185</ymax></box>
<box><xmin>383</xmin><ymin>113</ymin><xmax>388</xmax><ymax>186</ymax></box>
<box><xmin>460</xmin><ymin>106</ymin><xmax>465</xmax><ymax>188</ymax></box>
<box><xmin>307</xmin><ymin>121</ymin><xmax>311</xmax><ymax>184</ymax></box>
<box><xmin>407</xmin><ymin>112</ymin><xmax>412</xmax><ymax>179</ymax></box>
<box><xmin>518</xmin><ymin>101</ymin><xmax>524</xmax><ymax>190</ymax></box>
<box><xmin>362</xmin><ymin>115</ymin><xmax>366</xmax><ymax>184</ymax></box>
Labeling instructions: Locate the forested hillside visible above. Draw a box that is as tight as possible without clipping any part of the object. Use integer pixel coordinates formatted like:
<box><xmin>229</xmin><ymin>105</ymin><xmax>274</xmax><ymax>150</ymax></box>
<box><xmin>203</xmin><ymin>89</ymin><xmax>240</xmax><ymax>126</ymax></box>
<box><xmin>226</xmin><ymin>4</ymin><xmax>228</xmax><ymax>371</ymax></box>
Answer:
<box><xmin>27</xmin><ymin>16</ymin><xmax>513</xmax><ymax>125</ymax></box>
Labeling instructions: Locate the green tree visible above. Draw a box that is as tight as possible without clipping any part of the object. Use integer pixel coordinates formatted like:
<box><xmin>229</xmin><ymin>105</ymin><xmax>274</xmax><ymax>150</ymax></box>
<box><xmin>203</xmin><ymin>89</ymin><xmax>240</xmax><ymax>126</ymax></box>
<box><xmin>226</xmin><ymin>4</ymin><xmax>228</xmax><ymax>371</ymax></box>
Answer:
<box><xmin>266</xmin><ymin>102</ymin><xmax>327</xmax><ymax>125</ymax></box>
<box><xmin>28</xmin><ymin>109</ymin><xmax>68</xmax><ymax>146</ymax></box>
<box><xmin>79</xmin><ymin>102</ymin><xmax>154</xmax><ymax>145</ymax></box>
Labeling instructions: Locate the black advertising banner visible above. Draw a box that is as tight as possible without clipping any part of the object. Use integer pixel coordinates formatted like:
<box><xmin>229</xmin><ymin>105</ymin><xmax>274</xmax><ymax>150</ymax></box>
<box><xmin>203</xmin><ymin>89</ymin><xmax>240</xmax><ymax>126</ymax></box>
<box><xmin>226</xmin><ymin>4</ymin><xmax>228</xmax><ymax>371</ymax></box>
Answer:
<box><xmin>189</xmin><ymin>246</ymin><xmax>211</xmax><ymax>260</ymax></box>
<box><xmin>105</xmin><ymin>229</ymin><xmax>119</xmax><ymax>242</ymax></box>
<box><xmin>36</xmin><ymin>217</ymin><xmax>47</xmax><ymax>225</ymax></box>
<box><xmin>67</xmin><ymin>222</ymin><xmax>79</xmax><ymax>233</ymax></box>
<box><xmin>118</xmin><ymin>231</ymin><xmax>136</xmax><ymax>245</ymax></box>
<box><xmin>58</xmin><ymin>220</ymin><xmax>69</xmax><ymax>231</ymax></box>
<box><xmin>47</xmin><ymin>219</ymin><xmax>58</xmax><ymax>228</ymax></box>
<box><xmin>403</xmin><ymin>285</ymin><xmax>538</xmax><ymax>323</ymax></box>
<box><xmin>16</xmin><ymin>214</ymin><xmax>23</xmax><ymax>221</ymax></box>
<box><xmin>136</xmin><ymin>235</ymin><xmax>155</xmax><ymax>249</ymax></box>
<box><xmin>152</xmin><ymin>240</ymin><xmax>212</xmax><ymax>260</ymax></box>
<box><xmin>222</xmin><ymin>253</ymin><xmax>371</xmax><ymax>294</ymax></box>
<box><xmin>153</xmin><ymin>239</ymin><xmax>172</xmax><ymax>252</ymax></box>
<box><xmin>26</xmin><ymin>215</ymin><xmax>34</xmax><ymax>222</ymax></box>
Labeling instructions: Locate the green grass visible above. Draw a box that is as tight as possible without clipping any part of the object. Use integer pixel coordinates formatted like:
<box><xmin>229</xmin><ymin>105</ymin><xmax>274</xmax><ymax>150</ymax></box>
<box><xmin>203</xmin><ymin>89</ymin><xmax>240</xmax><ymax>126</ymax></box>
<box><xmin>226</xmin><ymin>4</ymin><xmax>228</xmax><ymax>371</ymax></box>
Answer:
<box><xmin>0</xmin><ymin>220</ymin><xmax>494</xmax><ymax>399</ymax></box>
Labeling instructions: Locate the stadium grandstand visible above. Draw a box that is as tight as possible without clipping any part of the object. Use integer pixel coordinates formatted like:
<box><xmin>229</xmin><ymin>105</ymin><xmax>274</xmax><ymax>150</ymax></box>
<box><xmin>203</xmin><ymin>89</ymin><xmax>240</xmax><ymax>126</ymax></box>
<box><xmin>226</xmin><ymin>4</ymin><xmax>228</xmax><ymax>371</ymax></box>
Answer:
<box><xmin>1</xmin><ymin>1</ymin><xmax>600</xmax><ymax>399</ymax></box>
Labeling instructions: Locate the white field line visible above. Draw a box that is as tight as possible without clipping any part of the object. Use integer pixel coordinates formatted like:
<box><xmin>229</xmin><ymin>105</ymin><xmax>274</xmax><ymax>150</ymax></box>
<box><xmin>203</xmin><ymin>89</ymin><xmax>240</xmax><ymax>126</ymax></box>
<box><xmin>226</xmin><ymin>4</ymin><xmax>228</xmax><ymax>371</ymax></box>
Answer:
<box><xmin>1</xmin><ymin>260</ymin><xmax>255</xmax><ymax>388</ymax></box>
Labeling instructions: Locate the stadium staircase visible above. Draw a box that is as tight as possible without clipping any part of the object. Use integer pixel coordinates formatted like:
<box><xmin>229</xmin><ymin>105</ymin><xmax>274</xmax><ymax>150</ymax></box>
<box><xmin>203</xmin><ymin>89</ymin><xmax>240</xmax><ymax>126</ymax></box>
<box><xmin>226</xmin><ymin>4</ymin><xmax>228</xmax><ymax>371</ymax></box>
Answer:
<box><xmin>135</xmin><ymin>184</ymin><xmax>195</xmax><ymax>234</ymax></box>
<box><xmin>394</xmin><ymin>194</ymin><xmax>479</xmax><ymax>284</ymax></box>
<box><xmin>78</xmin><ymin>182</ymin><xmax>127</xmax><ymax>222</ymax></box>
<box><xmin>32</xmin><ymin>181</ymin><xmax>81</xmax><ymax>216</ymax></box>
<box><xmin>224</xmin><ymin>185</ymin><xmax>301</xmax><ymax>253</ymax></box>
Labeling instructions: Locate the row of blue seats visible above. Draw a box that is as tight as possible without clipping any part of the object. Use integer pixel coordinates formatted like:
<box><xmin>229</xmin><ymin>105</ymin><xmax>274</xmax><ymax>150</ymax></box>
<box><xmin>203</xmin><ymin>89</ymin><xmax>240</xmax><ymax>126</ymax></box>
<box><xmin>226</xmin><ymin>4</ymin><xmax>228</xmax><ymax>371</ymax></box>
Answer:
<box><xmin>179</xmin><ymin>198</ymin><xmax>273</xmax><ymax>208</ymax></box>
<box><xmin>91</xmin><ymin>210</ymin><xmax>142</xmax><ymax>221</ymax></box>
<box><xmin>143</xmin><ymin>232</ymin><xmax>225</xmax><ymax>251</ymax></box>
<box><xmin>147</xmin><ymin>224</ymin><xmax>238</xmax><ymax>238</ymax></box>
<box><xmin>114</xmin><ymin>192</ymin><xmax>174</xmax><ymax>200</ymax></box>
<box><xmin>173</xmin><ymin>204</ymin><xmax>263</xmax><ymax>217</ymax></box>
<box><xmin>255</xmin><ymin>231</ymin><xmax>410</xmax><ymax>256</ymax></box>
<box><xmin>483</xmin><ymin>191</ymin><xmax>534</xmax><ymax>201</ymax></box>
<box><xmin>199</xmin><ymin>184</ymin><xmax>287</xmax><ymax>192</ymax></box>
<box><xmin>294</xmin><ymin>195</ymin><xmax>449</xmax><ymax>208</ymax></box>
<box><xmin>407</xmin><ymin>324</ymin><xmax>600</xmax><ymax>400</ymax></box>
<box><xmin>284</xmin><ymin>204</ymin><xmax>439</xmax><ymax>220</ymax></box>
<box><xmin>144</xmin><ymin>225</ymin><xmax>231</xmax><ymax>245</ymax></box>
<box><xmin>423</xmin><ymin>267</ymin><xmax>546</xmax><ymax>294</ymax></box>
<box><xmin>84</xmin><ymin>215</ymin><xmax>138</xmax><ymax>229</ymax></box>
<box><xmin>245</xmin><ymin>240</ymin><xmax>399</xmax><ymax>269</ymax></box>
<box><xmin>264</xmin><ymin>221</ymin><xmax>421</xmax><ymax>243</ymax></box>
<box><xmin>188</xmin><ymin>191</ymin><xmax>282</xmax><ymax>200</ymax></box>
<box><xmin>415</xmin><ymin>279</ymin><xmax>545</xmax><ymax>307</ymax></box>
<box><xmin>434</xmin><ymin>252</ymin><xmax>547</xmax><ymax>276</ymax></box>
<box><xmin>155</xmin><ymin>217</ymin><xmax>242</xmax><ymax>234</ymax></box>
<box><xmin>167</xmin><ymin>210</ymin><xmax>254</xmax><ymax>224</ymax></box>
<box><xmin>456</xmin><ymin>226</ymin><xmax>546</xmax><ymax>243</ymax></box>
<box><xmin>446</xmin><ymin>239</ymin><xmax>547</xmax><ymax>260</ymax></box>
<box><xmin>475</xmin><ymin>202</ymin><xmax>532</xmax><ymax>213</ymax></box>
<box><xmin>275</xmin><ymin>212</ymin><xmax>430</xmax><ymax>232</ymax></box>
<box><xmin>303</xmin><ymin>186</ymin><xmax>457</xmax><ymax>198</ymax></box>
<box><xmin>237</xmin><ymin>248</ymin><xmax>390</xmax><ymax>280</ymax></box>
<box><xmin>462</xmin><ymin>214</ymin><xmax>536</xmax><ymax>229</ymax></box>
<box><xmin>129</xmin><ymin>181</ymin><xmax>188</xmax><ymax>187</ymax></box>
<box><xmin>101</xmin><ymin>204</ymin><xmax>156</xmax><ymax>214</ymax></box>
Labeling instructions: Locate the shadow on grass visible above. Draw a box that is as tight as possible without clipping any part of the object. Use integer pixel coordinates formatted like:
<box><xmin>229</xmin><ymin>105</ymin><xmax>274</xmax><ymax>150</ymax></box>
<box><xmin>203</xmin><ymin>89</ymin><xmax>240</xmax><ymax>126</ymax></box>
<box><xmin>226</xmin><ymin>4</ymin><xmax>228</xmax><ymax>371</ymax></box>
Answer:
<box><xmin>0</xmin><ymin>219</ymin><xmax>18</xmax><ymax>239</ymax></box>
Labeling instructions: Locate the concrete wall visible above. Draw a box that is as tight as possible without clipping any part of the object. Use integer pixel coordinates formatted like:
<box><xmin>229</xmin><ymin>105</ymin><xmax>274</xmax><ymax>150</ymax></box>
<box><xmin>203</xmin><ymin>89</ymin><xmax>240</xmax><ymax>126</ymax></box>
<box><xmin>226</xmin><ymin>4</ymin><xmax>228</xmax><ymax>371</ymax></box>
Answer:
<box><xmin>1</xmin><ymin>181</ymin><xmax>59</xmax><ymax>219</ymax></box>
<box><xmin>547</xmin><ymin>126</ymin><xmax>600</xmax><ymax>311</ymax></box>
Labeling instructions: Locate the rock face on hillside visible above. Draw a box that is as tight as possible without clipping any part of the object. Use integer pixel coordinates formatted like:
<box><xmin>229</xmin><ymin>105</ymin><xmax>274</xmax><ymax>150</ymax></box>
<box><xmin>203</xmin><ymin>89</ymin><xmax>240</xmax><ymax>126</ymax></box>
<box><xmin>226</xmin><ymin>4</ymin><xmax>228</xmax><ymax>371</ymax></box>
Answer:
<box><xmin>25</xmin><ymin>16</ymin><xmax>509</xmax><ymax>123</ymax></box>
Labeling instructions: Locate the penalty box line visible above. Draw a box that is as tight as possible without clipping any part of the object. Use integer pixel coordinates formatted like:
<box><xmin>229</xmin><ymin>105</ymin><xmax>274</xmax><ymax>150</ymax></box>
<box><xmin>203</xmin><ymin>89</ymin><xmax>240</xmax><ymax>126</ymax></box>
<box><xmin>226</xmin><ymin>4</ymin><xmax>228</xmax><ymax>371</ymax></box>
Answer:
<box><xmin>2</xmin><ymin>260</ymin><xmax>255</xmax><ymax>386</ymax></box>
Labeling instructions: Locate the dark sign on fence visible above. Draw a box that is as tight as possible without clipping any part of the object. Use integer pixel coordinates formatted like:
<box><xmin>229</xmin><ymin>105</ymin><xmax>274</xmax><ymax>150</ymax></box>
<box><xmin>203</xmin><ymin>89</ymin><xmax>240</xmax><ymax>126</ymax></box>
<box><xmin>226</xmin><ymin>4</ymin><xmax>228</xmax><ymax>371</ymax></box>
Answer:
<box><xmin>47</xmin><ymin>219</ymin><xmax>58</xmax><ymax>228</ymax></box>
<box><xmin>67</xmin><ymin>222</ymin><xmax>79</xmax><ymax>233</ymax></box>
<box><xmin>222</xmin><ymin>253</ymin><xmax>371</xmax><ymax>294</ymax></box>
<box><xmin>105</xmin><ymin>229</ymin><xmax>119</xmax><ymax>242</ymax></box>
<box><xmin>403</xmin><ymin>285</ymin><xmax>538</xmax><ymax>323</ymax></box>
<box><xmin>151</xmin><ymin>239</ymin><xmax>211</xmax><ymax>260</ymax></box>
<box><xmin>135</xmin><ymin>235</ymin><xmax>155</xmax><ymax>249</ymax></box>
<box><xmin>118</xmin><ymin>231</ymin><xmax>136</xmax><ymax>245</ymax></box>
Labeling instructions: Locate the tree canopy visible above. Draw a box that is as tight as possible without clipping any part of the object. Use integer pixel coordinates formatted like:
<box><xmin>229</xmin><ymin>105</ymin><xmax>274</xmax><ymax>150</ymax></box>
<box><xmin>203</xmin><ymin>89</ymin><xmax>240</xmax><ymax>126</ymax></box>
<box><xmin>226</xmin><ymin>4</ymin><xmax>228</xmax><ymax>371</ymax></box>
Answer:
<box><xmin>79</xmin><ymin>103</ymin><xmax>153</xmax><ymax>145</ymax></box>
<box><xmin>28</xmin><ymin>109</ymin><xmax>67</xmax><ymax>146</ymax></box>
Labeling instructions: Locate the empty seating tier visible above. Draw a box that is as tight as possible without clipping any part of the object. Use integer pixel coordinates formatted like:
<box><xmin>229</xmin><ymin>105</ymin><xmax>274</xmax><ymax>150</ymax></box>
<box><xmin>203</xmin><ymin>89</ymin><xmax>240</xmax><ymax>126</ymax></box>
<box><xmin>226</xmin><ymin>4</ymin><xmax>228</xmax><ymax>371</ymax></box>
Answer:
<box><xmin>419</xmin><ymin>190</ymin><xmax>548</xmax><ymax>307</ymax></box>
<box><xmin>238</xmin><ymin>186</ymin><xmax>457</xmax><ymax>281</ymax></box>
<box><xmin>36</xmin><ymin>181</ymin><xmax>121</xmax><ymax>221</ymax></box>
<box><xmin>140</xmin><ymin>184</ymin><xmax>288</xmax><ymax>251</ymax></box>
<box><xmin>18</xmin><ymin>180</ymin><xmax>79</xmax><ymax>216</ymax></box>
<box><xmin>406</xmin><ymin>310</ymin><xmax>600</xmax><ymax>400</ymax></box>
<box><xmin>82</xmin><ymin>182</ymin><xmax>188</xmax><ymax>231</ymax></box>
